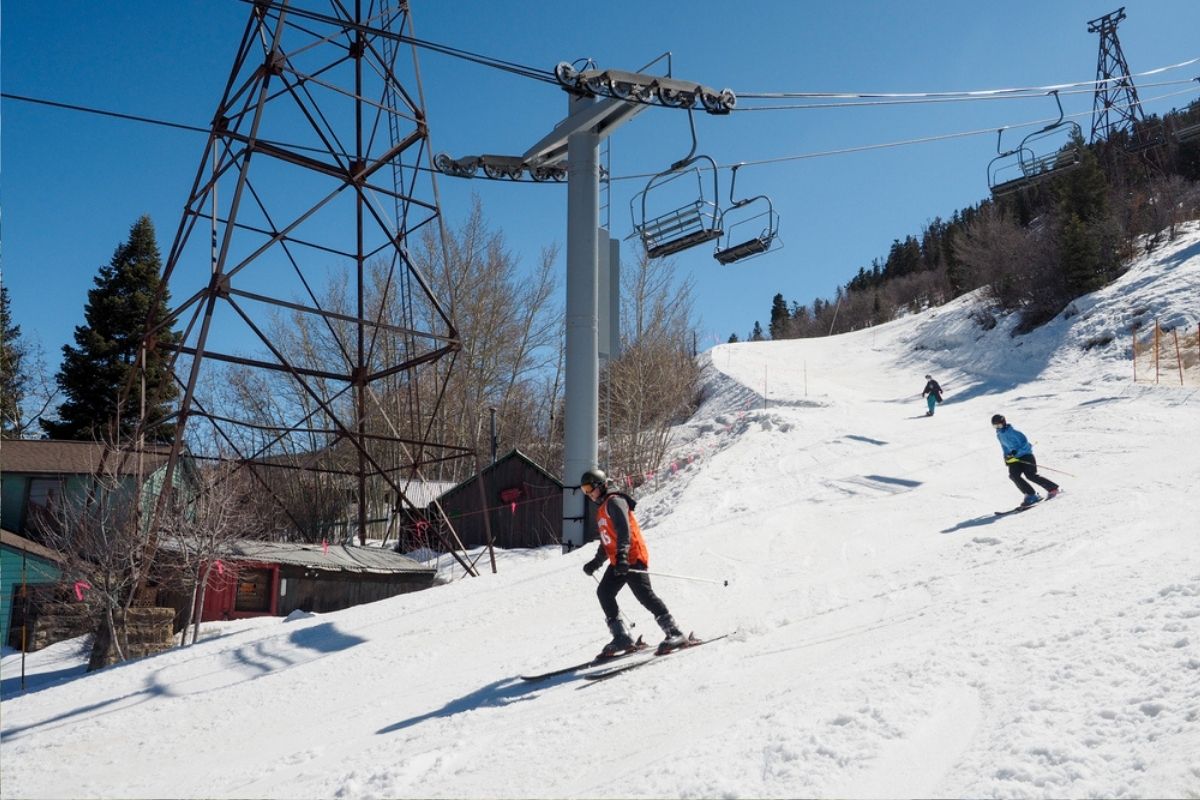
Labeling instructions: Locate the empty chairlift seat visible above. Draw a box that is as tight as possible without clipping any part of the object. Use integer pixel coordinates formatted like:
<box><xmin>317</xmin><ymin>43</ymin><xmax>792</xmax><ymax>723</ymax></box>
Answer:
<box><xmin>632</xmin><ymin>152</ymin><xmax>723</xmax><ymax>259</ymax></box>
<box><xmin>987</xmin><ymin>92</ymin><xmax>1083</xmax><ymax>198</ymax></box>
<box><xmin>712</xmin><ymin>164</ymin><xmax>780</xmax><ymax>265</ymax></box>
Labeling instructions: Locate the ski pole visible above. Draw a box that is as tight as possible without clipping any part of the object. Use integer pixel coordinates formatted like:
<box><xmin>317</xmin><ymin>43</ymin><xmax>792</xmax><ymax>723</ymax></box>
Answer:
<box><xmin>592</xmin><ymin>573</ymin><xmax>636</xmax><ymax>628</ymax></box>
<box><xmin>630</xmin><ymin>568</ymin><xmax>729</xmax><ymax>587</ymax></box>
<box><xmin>1015</xmin><ymin>459</ymin><xmax>1075</xmax><ymax>478</ymax></box>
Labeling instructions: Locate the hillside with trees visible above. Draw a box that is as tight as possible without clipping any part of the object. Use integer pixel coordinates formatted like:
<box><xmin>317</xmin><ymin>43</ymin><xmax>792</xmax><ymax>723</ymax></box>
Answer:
<box><xmin>753</xmin><ymin>101</ymin><xmax>1200</xmax><ymax>341</ymax></box>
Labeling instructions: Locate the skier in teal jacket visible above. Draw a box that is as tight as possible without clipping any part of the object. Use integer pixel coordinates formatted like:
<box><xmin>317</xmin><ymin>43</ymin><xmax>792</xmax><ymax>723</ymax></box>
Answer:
<box><xmin>992</xmin><ymin>414</ymin><xmax>1060</xmax><ymax>506</ymax></box>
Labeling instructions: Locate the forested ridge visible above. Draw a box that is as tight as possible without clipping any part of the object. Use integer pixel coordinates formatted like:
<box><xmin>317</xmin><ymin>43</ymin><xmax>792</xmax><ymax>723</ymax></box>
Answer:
<box><xmin>746</xmin><ymin>101</ymin><xmax>1200</xmax><ymax>342</ymax></box>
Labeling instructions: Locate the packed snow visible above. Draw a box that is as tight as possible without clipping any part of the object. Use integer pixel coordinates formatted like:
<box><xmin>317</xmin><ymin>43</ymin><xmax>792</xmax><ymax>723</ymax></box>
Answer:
<box><xmin>3</xmin><ymin>224</ymin><xmax>1199</xmax><ymax>799</ymax></box>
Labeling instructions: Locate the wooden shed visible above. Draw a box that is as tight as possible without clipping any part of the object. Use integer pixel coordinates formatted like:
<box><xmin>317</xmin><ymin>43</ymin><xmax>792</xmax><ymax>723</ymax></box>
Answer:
<box><xmin>435</xmin><ymin>449</ymin><xmax>595</xmax><ymax>549</ymax></box>
<box><xmin>186</xmin><ymin>541</ymin><xmax>437</xmax><ymax>622</ymax></box>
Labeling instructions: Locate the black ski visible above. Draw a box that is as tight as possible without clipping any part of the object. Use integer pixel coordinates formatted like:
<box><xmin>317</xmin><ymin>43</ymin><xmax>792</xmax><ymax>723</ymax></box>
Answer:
<box><xmin>519</xmin><ymin>637</ymin><xmax>648</xmax><ymax>681</ymax></box>
<box><xmin>995</xmin><ymin>492</ymin><xmax>1061</xmax><ymax>517</ymax></box>
<box><xmin>582</xmin><ymin>633</ymin><xmax>730</xmax><ymax>684</ymax></box>
<box><xmin>994</xmin><ymin>504</ymin><xmax>1037</xmax><ymax>516</ymax></box>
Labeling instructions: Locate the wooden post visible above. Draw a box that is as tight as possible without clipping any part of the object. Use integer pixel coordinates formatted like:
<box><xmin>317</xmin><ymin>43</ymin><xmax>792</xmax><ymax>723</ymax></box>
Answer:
<box><xmin>1174</xmin><ymin>329</ymin><xmax>1184</xmax><ymax>386</ymax></box>
<box><xmin>1132</xmin><ymin>323</ymin><xmax>1138</xmax><ymax>383</ymax></box>
<box><xmin>1155</xmin><ymin>318</ymin><xmax>1160</xmax><ymax>384</ymax></box>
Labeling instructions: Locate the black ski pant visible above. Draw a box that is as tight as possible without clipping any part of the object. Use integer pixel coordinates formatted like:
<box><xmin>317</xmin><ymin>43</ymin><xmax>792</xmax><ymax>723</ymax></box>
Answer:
<box><xmin>597</xmin><ymin>563</ymin><xmax>670</xmax><ymax>621</ymax></box>
<box><xmin>1007</xmin><ymin>454</ymin><xmax>1059</xmax><ymax>495</ymax></box>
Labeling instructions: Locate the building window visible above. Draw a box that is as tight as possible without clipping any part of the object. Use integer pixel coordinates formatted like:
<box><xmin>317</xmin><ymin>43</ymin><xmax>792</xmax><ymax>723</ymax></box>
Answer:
<box><xmin>25</xmin><ymin>477</ymin><xmax>64</xmax><ymax>536</ymax></box>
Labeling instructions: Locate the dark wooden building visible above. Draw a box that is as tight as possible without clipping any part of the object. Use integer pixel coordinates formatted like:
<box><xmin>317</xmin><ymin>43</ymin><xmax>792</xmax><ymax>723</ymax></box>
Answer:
<box><xmin>436</xmin><ymin>449</ymin><xmax>595</xmax><ymax>549</ymax></box>
<box><xmin>184</xmin><ymin>541</ymin><xmax>437</xmax><ymax>622</ymax></box>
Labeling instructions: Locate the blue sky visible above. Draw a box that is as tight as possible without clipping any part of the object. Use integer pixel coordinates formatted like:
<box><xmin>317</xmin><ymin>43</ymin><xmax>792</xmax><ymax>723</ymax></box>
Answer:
<box><xmin>3</xmin><ymin>0</ymin><xmax>1198</xmax><ymax>368</ymax></box>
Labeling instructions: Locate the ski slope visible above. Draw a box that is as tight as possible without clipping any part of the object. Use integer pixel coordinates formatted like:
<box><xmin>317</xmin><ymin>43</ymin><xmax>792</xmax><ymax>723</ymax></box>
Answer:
<box><xmin>3</xmin><ymin>224</ymin><xmax>1199</xmax><ymax>799</ymax></box>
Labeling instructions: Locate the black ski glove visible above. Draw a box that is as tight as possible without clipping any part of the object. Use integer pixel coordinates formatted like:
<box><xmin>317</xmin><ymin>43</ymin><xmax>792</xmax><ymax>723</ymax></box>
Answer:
<box><xmin>613</xmin><ymin>548</ymin><xmax>630</xmax><ymax>576</ymax></box>
<box><xmin>583</xmin><ymin>555</ymin><xmax>605</xmax><ymax>576</ymax></box>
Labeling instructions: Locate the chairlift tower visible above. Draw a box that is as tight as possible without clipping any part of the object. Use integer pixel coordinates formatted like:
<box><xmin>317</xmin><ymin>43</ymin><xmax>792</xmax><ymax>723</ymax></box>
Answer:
<box><xmin>1088</xmin><ymin>7</ymin><xmax>1161</xmax><ymax>150</ymax></box>
<box><xmin>135</xmin><ymin>1</ymin><xmax>479</xmax><ymax>571</ymax></box>
<box><xmin>436</xmin><ymin>60</ymin><xmax>735</xmax><ymax>549</ymax></box>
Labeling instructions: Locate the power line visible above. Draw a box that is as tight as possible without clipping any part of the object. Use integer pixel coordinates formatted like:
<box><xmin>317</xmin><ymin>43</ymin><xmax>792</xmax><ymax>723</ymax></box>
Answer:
<box><xmin>0</xmin><ymin>92</ymin><xmax>212</xmax><ymax>135</ymax></box>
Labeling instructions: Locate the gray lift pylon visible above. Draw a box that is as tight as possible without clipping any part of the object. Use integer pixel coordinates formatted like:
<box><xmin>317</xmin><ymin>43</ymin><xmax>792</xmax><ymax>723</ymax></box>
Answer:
<box><xmin>436</xmin><ymin>59</ymin><xmax>734</xmax><ymax>550</ymax></box>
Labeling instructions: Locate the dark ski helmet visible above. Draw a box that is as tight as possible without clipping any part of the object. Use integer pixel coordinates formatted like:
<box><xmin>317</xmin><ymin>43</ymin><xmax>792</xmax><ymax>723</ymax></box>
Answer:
<box><xmin>991</xmin><ymin>414</ymin><xmax>1006</xmax><ymax>426</ymax></box>
<box><xmin>580</xmin><ymin>468</ymin><xmax>608</xmax><ymax>491</ymax></box>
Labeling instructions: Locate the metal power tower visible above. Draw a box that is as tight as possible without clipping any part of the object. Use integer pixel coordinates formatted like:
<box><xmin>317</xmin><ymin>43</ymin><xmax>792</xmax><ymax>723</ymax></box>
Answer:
<box><xmin>1087</xmin><ymin>7</ymin><xmax>1162</xmax><ymax>150</ymax></box>
<box><xmin>136</xmin><ymin>1</ymin><xmax>477</xmax><ymax>570</ymax></box>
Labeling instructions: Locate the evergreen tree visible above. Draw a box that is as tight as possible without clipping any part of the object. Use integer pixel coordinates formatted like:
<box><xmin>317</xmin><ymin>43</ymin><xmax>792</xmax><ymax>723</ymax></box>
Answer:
<box><xmin>727</xmin><ymin>333</ymin><xmax>740</xmax><ymax>344</ymax></box>
<box><xmin>750</xmin><ymin>321</ymin><xmax>765</xmax><ymax>342</ymax></box>
<box><xmin>1054</xmin><ymin>133</ymin><xmax>1115</xmax><ymax>298</ymax></box>
<box><xmin>1</xmin><ymin>285</ymin><xmax>27</xmax><ymax>436</ymax></box>
<box><xmin>44</xmin><ymin>216</ymin><xmax>179</xmax><ymax>442</ymax></box>
<box><xmin>768</xmin><ymin>293</ymin><xmax>790</xmax><ymax>340</ymax></box>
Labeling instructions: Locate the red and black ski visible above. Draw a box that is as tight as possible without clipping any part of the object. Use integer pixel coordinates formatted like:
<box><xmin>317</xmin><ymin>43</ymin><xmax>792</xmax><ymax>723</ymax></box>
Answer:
<box><xmin>519</xmin><ymin>637</ymin><xmax>648</xmax><ymax>681</ymax></box>
<box><xmin>581</xmin><ymin>633</ymin><xmax>730</xmax><ymax>684</ymax></box>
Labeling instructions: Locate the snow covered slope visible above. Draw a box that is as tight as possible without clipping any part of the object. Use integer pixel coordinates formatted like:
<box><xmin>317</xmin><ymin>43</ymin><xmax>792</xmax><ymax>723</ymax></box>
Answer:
<box><xmin>3</xmin><ymin>224</ymin><xmax>1199</xmax><ymax>799</ymax></box>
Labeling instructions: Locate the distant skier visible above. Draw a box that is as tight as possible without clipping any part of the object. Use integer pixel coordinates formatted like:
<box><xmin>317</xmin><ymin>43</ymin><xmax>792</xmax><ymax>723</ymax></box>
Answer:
<box><xmin>922</xmin><ymin>374</ymin><xmax>943</xmax><ymax>416</ymax></box>
<box><xmin>991</xmin><ymin>414</ymin><xmax>1061</xmax><ymax>507</ymax></box>
<box><xmin>579</xmin><ymin>468</ymin><xmax>687</xmax><ymax>657</ymax></box>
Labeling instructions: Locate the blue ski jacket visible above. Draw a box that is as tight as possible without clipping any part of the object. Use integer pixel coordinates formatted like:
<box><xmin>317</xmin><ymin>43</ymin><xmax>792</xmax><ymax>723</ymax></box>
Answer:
<box><xmin>995</xmin><ymin>424</ymin><xmax>1033</xmax><ymax>459</ymax></box>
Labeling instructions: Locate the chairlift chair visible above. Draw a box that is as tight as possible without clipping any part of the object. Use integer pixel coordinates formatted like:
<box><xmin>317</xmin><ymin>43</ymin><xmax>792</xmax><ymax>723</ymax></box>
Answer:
<box><xmin>630</xmin><ymin>112</ymin><xmax>723</xmax><ymax>258</ymax></box>
<box><xmin>713</xmin><ymin>164</ymin><xmax>781</xmax><ymax>265</ymax></box>
<box><xmin>986</xmin><ymin>91</ymin><xmax>1083</xmax><ymax>197</ymax></box>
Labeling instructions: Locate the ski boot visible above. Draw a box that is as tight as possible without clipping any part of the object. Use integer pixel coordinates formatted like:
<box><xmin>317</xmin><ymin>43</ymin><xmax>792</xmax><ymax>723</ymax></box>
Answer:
<box><xmin>1046</xmin><ymin>488</ymin><xmax>1061</xmax><ymax>499</ymax></box>
<box><xmin>655</xmin><ymin>613</ymin><xmax>687</xmax><ymax>655</ymax></box>
<box><xmin>1020</xmin><ymin>493</ymin><xmax>1041</xmax><ymax>507</ymax></box>
<box><xmin>598</xmin><ymin>617</ymin><xmax>637</xmax><ymax>659</ymax></box>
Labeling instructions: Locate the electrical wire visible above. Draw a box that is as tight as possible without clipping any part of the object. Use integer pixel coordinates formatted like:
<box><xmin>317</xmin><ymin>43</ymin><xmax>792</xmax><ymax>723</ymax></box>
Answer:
<box><xmin>236</xmin><ymin>0</ymin><xmax>557</xmax><ymax>84</ymax></box>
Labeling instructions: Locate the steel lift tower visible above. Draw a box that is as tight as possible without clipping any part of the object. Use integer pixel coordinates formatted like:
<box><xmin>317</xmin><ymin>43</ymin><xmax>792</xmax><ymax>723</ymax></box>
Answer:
<box><xmin>137</xmin><ymin>1</ymin><xmax>477</xmax><ymax>571</ymax></box>
<box><xmin>1088</xmin><ymin>7</ymin><xmax>1163</xmax><ymax>151</ymax></box>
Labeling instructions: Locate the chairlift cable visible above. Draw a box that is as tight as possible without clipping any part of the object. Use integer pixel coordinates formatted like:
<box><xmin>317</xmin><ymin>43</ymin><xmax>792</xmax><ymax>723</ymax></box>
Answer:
<box><xmin>732</xmin><ymin>77</ymin><xmax>1199</xmax><ymax>111</ymax></box>
<box><xmin>734</xmin><ymin>55</ymin><xmax>1200</xmax><ymax>100</ymax></box>
<box><xmin>608</xmin><ymin>84</ymin><xmax>1200</xmax><ymax>182</ymax></box>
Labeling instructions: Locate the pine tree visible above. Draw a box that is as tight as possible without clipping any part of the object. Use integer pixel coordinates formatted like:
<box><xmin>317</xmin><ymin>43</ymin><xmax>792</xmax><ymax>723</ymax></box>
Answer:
<box><xmin>1054</xmin><ymin>133</ymin><xmax>1115</xmax><ymax>298</ymax></box>
<box><xmin>750</xmin><ymin>321</ymin><xmax>765</xmax><ymax>342</ymax></box>
<box><xmin>768</xmin><ymin>293</ymin><xmax>790</xmax><ymax>340</ymax></box>
<box><xmin>44</xmin><ymin>216</ymin><xmax>179</xmax><ymax>442</ymax></box>
<box><xmin>1</xmin><ymin>285</ymin><xmax>27</xmax><ymax>436</ymax></box>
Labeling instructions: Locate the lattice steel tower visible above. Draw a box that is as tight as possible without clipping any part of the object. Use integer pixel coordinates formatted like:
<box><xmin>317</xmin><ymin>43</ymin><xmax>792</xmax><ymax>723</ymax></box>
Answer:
<box><xmin>138</xmin><ymin>1</ymin><xmax>475</xmax><ymax>565</ymax></box>
<box><xmin>1088</xmin><ymin>7</ymin><xmax>1160</xmax><ymax>150</ymax></box>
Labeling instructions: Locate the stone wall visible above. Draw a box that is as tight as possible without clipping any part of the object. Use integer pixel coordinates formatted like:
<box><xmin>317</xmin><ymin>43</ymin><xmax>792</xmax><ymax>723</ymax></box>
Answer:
<box><xmin>88</xmin><ymin>608</ymin><xmax>176</xmax><ymax>670</ymax></box>
<box><xmin>21</xmin><ymin>602</ymin><xmax>93</xmax><ymax>651</ymax></box>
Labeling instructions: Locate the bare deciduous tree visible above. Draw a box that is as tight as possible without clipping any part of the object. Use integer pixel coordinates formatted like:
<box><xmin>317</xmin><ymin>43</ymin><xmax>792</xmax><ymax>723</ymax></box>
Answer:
<box><xmin>603</xmin><ymin>248</ymin><xmax>701</xmax><ymax>485</ymax></box>
<box><xmin>155</xmin><ymin>459</ymin><xmax>258</xmax><ymax>646</ymax></box>
<box><xmin>35</xmin><ymin>444</ymin><xmax>170</xmax><ymax>669</ymax></box>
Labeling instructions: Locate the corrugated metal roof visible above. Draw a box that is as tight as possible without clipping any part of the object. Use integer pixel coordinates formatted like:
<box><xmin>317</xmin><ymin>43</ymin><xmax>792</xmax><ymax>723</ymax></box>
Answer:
<box><xmin>1</xmin><ymin>439</ymin><xmax>171</xmax><ymax>476</ymax></box>
<box><xmin>396</xmin><ymin>480</ymin><xmax>457</xmax><ymax>509</ymax></box>
<box><xmin>223</xmin><ymin>541</ymin><xmax>434</xmax><ymax>575</ymax></box>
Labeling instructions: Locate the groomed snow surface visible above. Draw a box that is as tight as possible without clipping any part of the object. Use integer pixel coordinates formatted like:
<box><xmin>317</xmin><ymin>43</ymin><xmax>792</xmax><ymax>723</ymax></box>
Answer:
<box><xmin>3</xmin><ymin>224</ymin><xmax>1199</xmax><ymax>799</ymax></box>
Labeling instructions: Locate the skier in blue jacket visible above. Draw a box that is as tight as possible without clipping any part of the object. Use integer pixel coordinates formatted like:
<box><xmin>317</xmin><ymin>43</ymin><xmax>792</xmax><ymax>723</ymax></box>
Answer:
<box><xmin>992</xmin><ymin>414</ymin><xmax>1060</xmax><ymax>506</ymax></box>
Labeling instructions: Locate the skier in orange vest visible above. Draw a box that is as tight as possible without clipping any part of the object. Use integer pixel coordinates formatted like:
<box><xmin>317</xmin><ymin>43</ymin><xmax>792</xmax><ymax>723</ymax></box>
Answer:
<box><xmin>580</xmin><ymin>468</ymin><xmax>687</xmax><ymax>657</ymax></box>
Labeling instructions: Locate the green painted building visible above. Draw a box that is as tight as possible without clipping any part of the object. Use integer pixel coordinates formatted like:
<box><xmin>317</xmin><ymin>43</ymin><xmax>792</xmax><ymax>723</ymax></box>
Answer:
<box><xmin>0</xmin><ymin>529</ymin><xmax>63</xmax><ymax>648</ymax></box>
